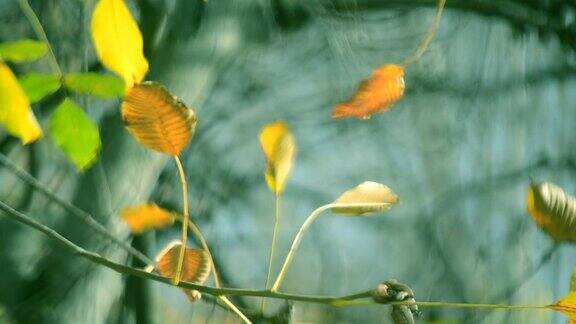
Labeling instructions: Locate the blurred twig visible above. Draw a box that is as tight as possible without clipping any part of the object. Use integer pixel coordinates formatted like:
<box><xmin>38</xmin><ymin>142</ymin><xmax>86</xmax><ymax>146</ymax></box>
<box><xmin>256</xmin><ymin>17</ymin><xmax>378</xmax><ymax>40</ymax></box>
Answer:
<box><xmin>0</xmin><ymin>153</ymin><xmax>153</xmax><ymax>266</ymax></box>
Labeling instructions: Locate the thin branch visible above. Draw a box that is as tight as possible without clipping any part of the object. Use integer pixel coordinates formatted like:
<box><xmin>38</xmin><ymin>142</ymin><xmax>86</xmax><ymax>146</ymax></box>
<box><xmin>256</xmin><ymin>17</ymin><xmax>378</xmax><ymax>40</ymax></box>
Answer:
<box><xmin>401</xmin><ymin>0</ymin><xmax>446</xmax><ymax>65</ymax></box>
<box><xmin>0</xmin><ymin>153</ymin><xmax>153</xmax><ymax>266</ymax></box>
<box><xmin>0</xmin><ymin>199</ymin><xmax>555</xmax><ymax>313</ymax></box>
<box><xmin>17</xmin><ymin>0</ymin><xmax>63</xmax><ymax>75</ymax></box>
<box><xmin>261</xmin><ymin>194</ymin><xmax>282</xmax><ymax>313</ymax></box>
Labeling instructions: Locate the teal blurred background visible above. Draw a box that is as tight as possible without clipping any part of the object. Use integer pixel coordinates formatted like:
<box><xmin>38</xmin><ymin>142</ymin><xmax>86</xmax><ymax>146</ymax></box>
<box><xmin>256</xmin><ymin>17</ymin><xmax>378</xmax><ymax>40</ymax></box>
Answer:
<box><xmin>1</xmin><ymin>0</ymin><xmax>576</xmax><ymax>323</ymax></box>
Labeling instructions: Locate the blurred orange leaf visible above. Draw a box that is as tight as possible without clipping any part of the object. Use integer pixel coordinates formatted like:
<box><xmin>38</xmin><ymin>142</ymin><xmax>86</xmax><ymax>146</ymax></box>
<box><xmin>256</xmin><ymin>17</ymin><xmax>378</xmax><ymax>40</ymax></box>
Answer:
<box><xmin>527</xmin><ymin>182</ymin><xmax>576</xmax><ymax>243</ymax></box>
<box><xmin>90</xmin><ymin>0</ymin><xmax>148</xmax><ymax>89</ymax></box>
<box><xmin>332</xmin><ymin>64</ymin><xmax>405</xmax><ymax>120</ymax></box>
<box><xmin>121</xmin><ymin>204</ymin><xmax>174</xmax><ymax>234</ymax></box>
<box><xmin>332</xmin><ymin>181</ymin><xmax>398</xmax><ymax>215</ymax></box>
<box><xmin>0</xmin><ymin>63</ymin><xmax>42</xmax><ymax>143</ymax></box>
<box><xmin>121</xmin><ymin>82</ymin><xmax>197</xmax><ymax>156</ymax></box>
<box><xmin>259</xmin><ymin>121</ymin><xmax>296</xmax><ymax>195</ymax></box>
<box><xmin>156</xmin><ymin>241</ymin><xmax>211</xmax><ymax>301</ymax></box>
<box><xmin>549</xmin><ymin>270</ymin><xmax>576</xmax><ymax>323</ymax></box>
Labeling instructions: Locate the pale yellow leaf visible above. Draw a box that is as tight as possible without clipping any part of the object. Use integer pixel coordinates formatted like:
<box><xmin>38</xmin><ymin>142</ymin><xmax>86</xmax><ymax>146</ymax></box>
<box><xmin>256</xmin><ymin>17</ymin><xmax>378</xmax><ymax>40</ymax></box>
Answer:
<box><xmin>155</xmin><ymin>241</ymin><xmax>211</xmax><ymax>301</ymax></box>
<box><xmin>121</xmin><ymin>82</ymin><xmax>197</xmax><ymax>156</ymax></box>
<box><xmin>0</xmin><ymin>63</ymin><xmax>42</xmax><ymax>144</ymax></box>
<box><xmin>259</xmin><ymin>121</ymin><xmax>296</xmax><ymax>195</ymax></box>
<box><xmin>332</xmin><ymin>181</ymin><xmax>398</xmax><ymax>215</ymax></box>
<box><xmin>121</xmin><ymin>203</ymin><xmax>174</xmax><ymax>233</ymax></box>
<box><xmin>91</xmin><ymin>0</ymin><xmax>148</xmax><ymax>89</ymax></box>
<box><xmin>527</xmin><ymin>182</ymin><xmax>576</xmax><ymax>243</ymax></box>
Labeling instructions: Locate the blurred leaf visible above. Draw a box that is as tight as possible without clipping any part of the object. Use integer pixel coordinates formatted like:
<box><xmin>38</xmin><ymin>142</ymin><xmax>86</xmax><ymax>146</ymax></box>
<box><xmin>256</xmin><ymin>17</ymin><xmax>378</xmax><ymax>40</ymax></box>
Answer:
<box><xmin>332</xmin><ymin>181</ymin><xmax>398</xmax><ymax>215</ymax></box>
<box><xmin>18</xmin><ymin>73</ymin><xmax>61</xmax><ymax>102</ymax></box>
<box><xmin>0</xmin><ymin>63</ymin><xmax>43</xmax><ymax>143</ymax></box>
<box><xmin>527</xmin><ymin>182</ymin><xmax>576</xmax><ymax>243</ymax></box>
<box><xmin>121</xmin><ymin>203</ymin><xmax>174</xmax><ymax>234</ymax></box>
<box><xmin>549</xmin><ymin>269</ymin><xmax>576</xmax><ymax>323</ymax></box>
<box><xmin>49</xmin><ymin>98</ymin><xmax>101</xmax><ymax>170</ymax></box>
<box><xmin>332</xmin><ymin>64</ymin><xmax>405</xmax><ymax>119</ymax></box>
<box><xmin>121</xmin><ymin>81</ymin><xmax>197</xmax><ymax>156</ymax></box>
<box><xmin>259</xmin><ymin>121</ymin><xmax>296</xmax><ymax>195</ymax></box>
<box><xmin>90</xmin><ymin>0</ymin><xmax>148</xmax><ymax>89</ymax></box>
<box><xmin>155</xmin><ymin>241</ymin><xmax>211</xmax><ymax>301</ymax></box>
<box><xmin>64</xmin><ymin>73</ymin><xmax>124</xmax><ymax>97</ymax></box>
<box><xmin>0</xmin><ymin>39</ymin><xmax>47</xmax><ymax>63</ymax></box>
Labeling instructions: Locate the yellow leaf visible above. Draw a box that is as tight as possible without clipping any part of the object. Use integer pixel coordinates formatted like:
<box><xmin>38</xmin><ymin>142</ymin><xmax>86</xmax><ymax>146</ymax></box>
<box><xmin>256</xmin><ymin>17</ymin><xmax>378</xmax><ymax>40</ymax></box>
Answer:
<box><xmin>90</xmin><ymin>0</ymin><xmax>148</xmax><ymax>89</ymax></box>
<box><xmin>121</xmin><ymin>203</ymin><xmax>174</xmax><ymax>234</ymax></box>
<box><xmin>259</xmin><ymin>121</ymin><xmax>296</xmax><ymax>195</ymax></box>
<box><xmin>121</xmin><ymin>82</ymin><xmax>197</xmax><ymax>156</ymax></box>
<box><xmin>332</xmin><ymin>64</ymin><xmax>405</xmax><ymax>119</ymax></box>
<box><xmin>332</xmin><ymin>181</ymin><xmax>398</xmax><ymax>215</ymax></box>
<box><xmin>549</xmin><ymin>269</ymin><xmax>576</xmax><ymax>323</ymax></box>
<box><xmin>527</xmin><ymin>182</ymin><xmax>576</xmax><ymax>243</ymax></box>
<box><xmin>155</xmin><ymin>241</ymin><xmax>211</xmax><ymax>301</ymax></box>
<box><xmin>0</xmin><ymin>63</ymin><xmax>42</xmax><ymax>144</ymax></box>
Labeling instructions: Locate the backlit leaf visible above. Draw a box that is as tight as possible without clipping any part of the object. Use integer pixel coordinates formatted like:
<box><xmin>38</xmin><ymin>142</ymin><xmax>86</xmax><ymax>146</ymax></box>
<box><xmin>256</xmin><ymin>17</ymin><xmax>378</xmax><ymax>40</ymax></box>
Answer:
<box><xmin>332</xmin><ymin>181</ymin><xmax>398</xmax><ymax>215</ymax></box>
<box><xmin>549</xmin><ymin>269</ymin><xmax>576</xmax><ymax>323</ymax></box>
<box><xmin>121</xmin><ymin>203</ymin><xmax>174</xmax><ymax>234</ymax></box>
<box><xmin>49</xmin><ymin>99</ymin><xmax>101</xmax><ymax>170</ymax></box>
<box><xmin>121</xmin><ymin>82</ymin><xmax>197</xmax><ymax>156</ymax></box>
<box><xmin>0</xmin><ymin>39</ymin><xmax>47</xmax><ymax>63</ymax></box>
<box><xmin>332</xmin><ymin>64</ymin><xmax>405</xmax><ymax>119</ymax></box>
<box><xmin>18</xmin><ymin>73</ymin><xmax>61</xmax><ymax>102</ymax></box>
<box><xmin>527</xmin><ymin>182</ymin><xmax>576</xmax><ymax>243</ymax></box>
<box><xmin>64</xmin><ymin>73</ymin><xmax>124</xmax><ymax>97</ymax></box>
<box><xmin>156</xmin><ymin>241</ymin><xmax>211</xmax><ymax>301</ymax></box>
<box><xmin>0</xmin><ymin>63</ymin><xmax>43</xmax><ymax>143</ymax></box>
<box><xmin>259</xmin><ymin>121</ymin><xmax>296</xmax><ymax>195</ymax></box>
<box><xmin>90</xmin><ymin>0</ymin><xmax>148</xmax><ymax>89</ymax></box>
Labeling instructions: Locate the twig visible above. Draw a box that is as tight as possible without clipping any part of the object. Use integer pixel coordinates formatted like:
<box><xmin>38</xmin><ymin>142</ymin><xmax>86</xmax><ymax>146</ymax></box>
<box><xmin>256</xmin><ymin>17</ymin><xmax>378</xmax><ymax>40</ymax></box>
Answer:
<box><xmin>0</xmin><ymin>199</ymin><xmax>557</xmax><ymax>314</ymax></box>
<box><xmin>17</xmin><ymin>0</ymin><xmax>63</xmax><ymax>75</ymax></box>
<box><xmin>261</xmin><ymin>194</ymin><xmax>281</xmax><ymax>313</ymax></box>
<box><xmin>0</xmin><ymin>153</ymin><xmax>153</xmax><ymax>266</ymax></box>
<box><xmin>401</xmin><ymin>0</ymin><xmax>446</xmax><ymax>65</ymax></box>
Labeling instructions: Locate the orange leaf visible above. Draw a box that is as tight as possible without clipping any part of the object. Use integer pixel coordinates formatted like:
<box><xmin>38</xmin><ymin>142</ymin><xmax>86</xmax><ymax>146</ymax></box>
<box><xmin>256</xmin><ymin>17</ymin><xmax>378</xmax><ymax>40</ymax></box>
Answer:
<box><xmin>156</xmin><ymin>241</ymin><xmax>211</xmax><ymax>301</ymax></box>
<box><xmin>332</xmin><ymin>64</ymin><xmax>405</xmax><ymax>119</ymax></box>
<box><xmin>549</xmin><ymin>270</ymin><xmax>576</xmax><ymax>323</ymax></box>
<box><xmin>120</xmin><ymin>203</ymin><xmax>174</xmax><ymax>234</ymax></box>
<box><xmin>121</xmin><ymin>82</ymin><xmax>197</xmax><ymax>156</ymax></box>
<box><xmin>527</xmin><ymin>182</ymin><xmax>576</xmax><ymax>243</ymax></box>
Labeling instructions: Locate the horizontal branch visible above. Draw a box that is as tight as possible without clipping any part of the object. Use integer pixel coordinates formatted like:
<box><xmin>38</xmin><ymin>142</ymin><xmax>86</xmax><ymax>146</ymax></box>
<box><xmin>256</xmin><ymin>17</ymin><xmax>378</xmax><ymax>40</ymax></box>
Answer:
<box><xmin>0</xmin><ymin>199</ymin><xmax>555</xmax><ymax>313</ymax></box>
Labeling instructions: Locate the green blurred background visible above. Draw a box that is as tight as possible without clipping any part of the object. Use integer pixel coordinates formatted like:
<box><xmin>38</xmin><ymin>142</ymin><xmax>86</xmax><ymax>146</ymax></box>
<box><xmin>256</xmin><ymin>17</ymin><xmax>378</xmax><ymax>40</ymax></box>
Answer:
<box><xmin>1</xmin><ymin>0</ymin><xmax>576</xmax><ymax>323</ymax></box>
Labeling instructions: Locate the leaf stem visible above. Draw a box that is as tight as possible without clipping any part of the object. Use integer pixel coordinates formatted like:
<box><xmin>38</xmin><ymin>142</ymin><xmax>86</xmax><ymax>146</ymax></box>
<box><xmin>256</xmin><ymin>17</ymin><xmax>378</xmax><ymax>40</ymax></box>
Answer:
<box><xmin>271</xmin><ymin>202</ymin><xmax>389</xmax><ymax>292</ymax></box>
<box><xmin>174</xmin><ymin>215</ymin><xmax>252</xmax><ymax>323</ymax></box>
<box><xmin>173</xmin><ymin>155</ymin><xmax>188</xmax><ymax>285</ymax></box>
<box><xmin>401</xmin><ymin>0</ymin><xmax>446</xmax><ymax>66</ymax></box>
<box><xmin>17</xmin><ymin>0</ymin><xmax>63</xmax><ymax>75</ymax></box>
<box><xmin>261</xmin><ymin>194</ymin><xmax>282</xmax><ymax>314</ymax></box>
<box><xmin>0</xmin><ymin>152</ymin><xmax>153</xmax><ymax>266</ymax></box>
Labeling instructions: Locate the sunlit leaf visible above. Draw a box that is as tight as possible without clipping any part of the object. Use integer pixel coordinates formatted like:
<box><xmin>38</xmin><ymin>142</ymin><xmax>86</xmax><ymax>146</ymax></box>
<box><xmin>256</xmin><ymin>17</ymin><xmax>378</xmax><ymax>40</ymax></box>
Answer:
<box><xmin>332</xmin><ymin>181</ymin><xmax>398</xmax><ymax>215</ymax></box>
<box><xmin>0</xmin><ymin>63</ymin><xmax>43</xmax><ymax>143</ymax></box>
<box><xmin>549</xmin><ymin>269</ymin><xmax>576</xmax><ymax>323</ymax></box>
<box><xmin>0</xmin><ymin>39</ymin><xmax>47</xmax><ymax>63</ymax></box>
<box><xmin>259</xmin><ymin>121</ymin><xmax>296</xmax><ymax>195</ymax></box>
<box><xmin>90</xmin><ymin>0</ymin><xmax>148</xmax><ymax>89</ymax></box>
<box><xmin>18</xmin><ymin>73</ymin><xmax>61</xmax><ymax>102</ymax></box>
<box><xmin>121</xmin><ymin>82</ymin><xmax>197</xmax><ymax>156</ymax></box>
<box><xmin>527</xmin><ymin>182</ymin><xmax>576</xmax><ymax>243</ymax></box>
<box><xmin>332</xmin><ymin>64</ymin><xmax>405</xmax><ymax>119</ymax></box>
<box><xmin>156</xmin><ymin>241</ymin><xmax>211</xmax><ymax>301</ymax></box>
<box><xmin>64</xmin><ymin>73</ymin><xmax>124</xmax><ymax>97</ymax></box>
<box><xmin>121</xmin><ymin>203</ymin><xmax>174</xmax><ymax>234</ymax></box>
<box><xmin>49</xmin><ymin>99</ymin><xmax>101</xmax><ymax>170</ymax></box>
